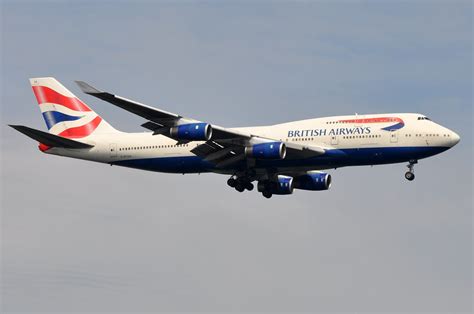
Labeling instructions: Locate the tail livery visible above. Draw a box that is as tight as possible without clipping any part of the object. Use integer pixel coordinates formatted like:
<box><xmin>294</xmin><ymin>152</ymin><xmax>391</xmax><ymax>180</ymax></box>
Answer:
<box><xmin>30</xmin><ymin>77</ymin><xmax>117</xmax><ymax>138</ymax></box>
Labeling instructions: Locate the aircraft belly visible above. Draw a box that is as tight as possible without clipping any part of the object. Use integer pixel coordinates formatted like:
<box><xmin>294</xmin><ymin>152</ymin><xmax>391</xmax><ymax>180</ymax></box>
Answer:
<box><xmin>113</xmin><ymin>156</ymin><xmax>214</xmax><ymax>173</ymax></box>
<box><xmin>112</xmin><ymin>146</ymin><xmax>449</xmax><ymax>174</ymax></box>
<box><xmin>253</xmin><ymin>146</ymin><xmax>449</xmax><ymax>169</ymax></box>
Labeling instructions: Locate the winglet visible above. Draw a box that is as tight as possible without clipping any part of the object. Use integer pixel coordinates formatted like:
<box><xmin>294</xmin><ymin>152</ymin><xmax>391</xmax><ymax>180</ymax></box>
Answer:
<box><xmin>75</xmin><ymin>80</ymin><xmax>102</xmax><ymax>95</ymax></box>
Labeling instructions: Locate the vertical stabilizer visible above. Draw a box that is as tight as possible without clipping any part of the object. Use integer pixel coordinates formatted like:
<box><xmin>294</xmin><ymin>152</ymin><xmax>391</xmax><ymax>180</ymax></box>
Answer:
<box><xmin>30</xmin><ymin>77</ymin><xmax>119</xmax><ymax>138</ymax></box>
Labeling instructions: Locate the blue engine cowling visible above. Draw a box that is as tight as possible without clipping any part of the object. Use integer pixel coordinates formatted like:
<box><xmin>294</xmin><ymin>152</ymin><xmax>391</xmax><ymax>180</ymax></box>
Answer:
<box><xmin>257</xmin><ymin>175</ymin><xmax>294</xmax><ymax>195</ymax></box>
<box><xmin>245</xmin><ymin>142</ymin><xmax>286</xmax><ymax>159</ymax></box>
<box><xmin>294</xmin><ymin>172</ymin><xmax>332</xmax><ymax>191</ymax></box>
<box><xmin>170</xmin><ymin>123</ymin><xmax>212</xmax><ymax>141</ymax></box>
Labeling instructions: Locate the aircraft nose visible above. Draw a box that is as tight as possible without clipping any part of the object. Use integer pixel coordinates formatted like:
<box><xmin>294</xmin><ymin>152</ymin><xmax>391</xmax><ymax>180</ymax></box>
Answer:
<box><xmin>450</xmin><ymin>131</ymin><xmax>460</xmax><ymax>146</ymax></box>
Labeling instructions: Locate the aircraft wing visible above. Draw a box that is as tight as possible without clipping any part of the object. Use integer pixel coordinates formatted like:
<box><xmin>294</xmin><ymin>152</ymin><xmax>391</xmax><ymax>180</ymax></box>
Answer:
<box><xmin>76</xmin><ymin>81</ymin><xmax>326</xmax><ymax>167</ymax></box>
<box><xmin>191</xmin><ymin>140</ymin><xmax>325</xmax><ymax>168</ymax></box>
<box><xmin>76</xmin><ymin>80</ymin><xmax>247</xmax><ymax>141</ymax></box>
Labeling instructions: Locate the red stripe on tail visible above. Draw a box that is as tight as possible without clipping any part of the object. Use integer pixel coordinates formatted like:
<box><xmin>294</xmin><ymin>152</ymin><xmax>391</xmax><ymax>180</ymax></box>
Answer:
<box><xmin>59</xmin><ymin>116</ymin><xmax>102</xmax><ymax>138</ymax></box>
<box><xmin>32</xmin><ymin>86</ymin><xmax>92</xmax><ymax>112</ymax></box>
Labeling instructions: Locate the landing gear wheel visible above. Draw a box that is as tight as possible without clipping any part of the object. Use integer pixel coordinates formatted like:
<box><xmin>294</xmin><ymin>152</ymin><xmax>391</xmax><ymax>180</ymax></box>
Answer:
<box><xmin>227</xmin><ymin>178</ymin><xmax>236</xmax><ymax>188</ymax></box>
<box><xmin>405</xmin><ymin>171</ymin><xmax>415</xmax><ymax>181</ymax></box>
<box><xmin>235</xmin><ymin>184</ymin><xmax>245</xmax><ymax>192</ymax></box>
<box><xmin>262</xmin><ymin>191</ymin><xmax>272</xmax><ymax>199</ymax></box>
<box><xmin>245</xmin><ymin>182</ymin><xmax>254</xmax><ymax>191</ymax></box>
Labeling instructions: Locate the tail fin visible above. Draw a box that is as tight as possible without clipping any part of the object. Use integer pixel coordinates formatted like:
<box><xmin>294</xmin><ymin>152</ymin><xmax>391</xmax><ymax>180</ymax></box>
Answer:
<box><xmin>30</xmin><ymin>77</ymin><xmax>119</xmax><ymax>138</ymax></box>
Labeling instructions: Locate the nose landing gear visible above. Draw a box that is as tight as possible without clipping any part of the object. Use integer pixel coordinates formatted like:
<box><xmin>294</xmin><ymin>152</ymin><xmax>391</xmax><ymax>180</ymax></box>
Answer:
<box><xmin>405</xmin><ymin>171</ymin><xmax>415</xmax><ymax>181</ymax></box>
<box><xmin>405</xmin><ymin>160</ymin><xmax>417</xmax><ymax>181</ymax></box>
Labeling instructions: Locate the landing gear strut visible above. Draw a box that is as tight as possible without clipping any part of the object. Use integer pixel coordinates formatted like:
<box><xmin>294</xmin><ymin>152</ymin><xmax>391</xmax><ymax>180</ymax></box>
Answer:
<box><xmin>405</xmin><ymin>160</ymin><xmax>417</xmax><ymax>181</ymax></box>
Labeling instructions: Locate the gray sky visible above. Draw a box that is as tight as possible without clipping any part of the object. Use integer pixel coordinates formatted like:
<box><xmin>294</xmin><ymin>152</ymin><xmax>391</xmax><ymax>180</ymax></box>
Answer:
<box><xmin>1</xmin><ymin>1</ymin><xmax>472</xmax><ymax>313</ymax></box>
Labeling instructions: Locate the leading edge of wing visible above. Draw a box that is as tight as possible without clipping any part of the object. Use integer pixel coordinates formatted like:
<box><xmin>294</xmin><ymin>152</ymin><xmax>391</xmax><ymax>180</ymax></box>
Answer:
<box><xmin>75</xmin><ymin>80</ymin><xmax>181</xmax><ymax>125</ymax></box>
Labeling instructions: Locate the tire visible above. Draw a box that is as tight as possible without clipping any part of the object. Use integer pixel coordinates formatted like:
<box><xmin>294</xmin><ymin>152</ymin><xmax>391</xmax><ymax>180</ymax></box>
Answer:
<box><xmin>235</xmin><ymin>184</ymin><xmax>245</xmax><ymax>192</ymax></box>
<box><xmin>405</xmin><ymin>171</ymin><xmax>415</xmax><ymax>181</ymax></box>
<box><xmin>227</xmin><ymin>178</ymin><xmax>236</xmax><ymax>187</ymax></box>
<box><xmin>245</xmin><ymin>182</ymin><xmax>254</xmax><ymax>191</ymax></box>
<box><xmin>262</xmin><ymin>191</ymin><xmax>272</xmax><ymax>199</ymax></box>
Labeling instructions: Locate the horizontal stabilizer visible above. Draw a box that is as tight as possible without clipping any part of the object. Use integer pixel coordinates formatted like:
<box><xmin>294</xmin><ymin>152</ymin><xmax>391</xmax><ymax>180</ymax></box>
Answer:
<box><xmin>9</xmin><ymin>125</ymin><xmax>93</xmax><ymax>149</ymax></box>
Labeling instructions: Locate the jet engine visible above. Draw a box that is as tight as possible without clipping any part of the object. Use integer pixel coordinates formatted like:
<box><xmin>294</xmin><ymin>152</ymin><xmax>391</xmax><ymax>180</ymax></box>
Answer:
<box><xmin>245</xmin><ymin>142</ymin><xmax>286</xmax><ymax>160</ymax></box>
<box><xmin>170</xmin><ymin>123</ymin><xmax>212</xmax><ymax>141</ymax></box>
<box><xmin>294</xmin><ymin>172</ymin><xmax>332</xmax><ymax>191</ymax></box>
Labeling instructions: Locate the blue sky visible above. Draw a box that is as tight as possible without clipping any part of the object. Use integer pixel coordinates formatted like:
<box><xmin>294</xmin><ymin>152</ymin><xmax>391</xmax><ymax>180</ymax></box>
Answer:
<box><xmin>1</xmin><ymin>1</ymin><xmax>472</xmax><ymax>312</ymax></box>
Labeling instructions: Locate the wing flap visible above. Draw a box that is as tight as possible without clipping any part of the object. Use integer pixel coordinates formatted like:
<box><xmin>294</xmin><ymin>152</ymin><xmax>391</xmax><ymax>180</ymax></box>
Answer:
<box><xmin>215</xmin><ymin>153</ymin><xmax>246</xmax><ymax>168</ymax></box>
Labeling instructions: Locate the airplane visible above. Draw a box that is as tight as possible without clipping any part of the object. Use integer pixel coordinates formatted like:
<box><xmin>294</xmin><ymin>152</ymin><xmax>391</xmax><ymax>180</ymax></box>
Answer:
<box><xmin>10</xmin><ymin>77</ymin><xmax>460</xmax><ymax>198</ymax></box>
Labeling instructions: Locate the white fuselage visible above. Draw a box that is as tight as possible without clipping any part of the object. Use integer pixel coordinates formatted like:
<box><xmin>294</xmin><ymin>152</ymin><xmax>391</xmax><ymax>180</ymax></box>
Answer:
<box><xmin>44</xmin><ymin>113</ymin><xmax>460</xmax><ymax>175</ymax></box>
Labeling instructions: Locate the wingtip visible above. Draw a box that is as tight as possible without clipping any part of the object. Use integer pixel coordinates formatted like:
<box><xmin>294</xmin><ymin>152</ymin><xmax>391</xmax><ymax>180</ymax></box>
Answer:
<box><xmin>9</xmin><ymin>125</ymin><xmax>32</xmax><ymax>134</ymax></box>
<box><xmin>75</xmin><ymin>80</ymin><xmax>102</xmax><ymax>94</ymax></box>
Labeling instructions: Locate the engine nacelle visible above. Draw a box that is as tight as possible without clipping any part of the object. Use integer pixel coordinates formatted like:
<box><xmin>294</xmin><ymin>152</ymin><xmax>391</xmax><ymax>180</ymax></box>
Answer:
<box><xmin>245</xmin><ymin>142</ymin><xmax>286</xmax><ymax>160</ymax></box>
<box><xmin>257</xmin><ymin>175</ymin><xmax>294</xmax><ymax>195</ymax></box>
<box><xmin>170</xmin><ymin>123</ymin><xmax>212</xmax><ymax>141</ymax></box>
<box><xmin>294</xmin><ymin>172</ymin><xmax>332</xmax><ymax>191</ymax></box>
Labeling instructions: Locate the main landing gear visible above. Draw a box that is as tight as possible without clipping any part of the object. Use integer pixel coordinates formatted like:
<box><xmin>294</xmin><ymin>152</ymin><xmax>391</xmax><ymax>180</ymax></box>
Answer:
<box><xmin>405</xmin><ymin>160</ymin><xmax>417</xmax><ymax>181</ymax></box>
<box><xmin>227</xmin><ymin>176</ymin><xmax>254</xmax><ymax>192</ymax></box>
<box><xmin>262</xmin><ymin>190</ymin><xmax>272</xmax><ymax>199</ymax></box>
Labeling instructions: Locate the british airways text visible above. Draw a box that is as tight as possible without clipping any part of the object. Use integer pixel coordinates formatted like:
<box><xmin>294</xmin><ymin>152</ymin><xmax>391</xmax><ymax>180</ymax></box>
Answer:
<box><xmin>288</xmin><ymin>127</ymin><xmax>371</xmax><ymax>138</ymax></box>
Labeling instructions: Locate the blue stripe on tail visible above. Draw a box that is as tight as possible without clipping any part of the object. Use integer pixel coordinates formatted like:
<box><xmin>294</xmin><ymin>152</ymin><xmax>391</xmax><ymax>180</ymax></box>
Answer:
<box><xmin>42</xmin><ymin>111</ymin><xmax>82</xmax><ymax>129</ymax></box>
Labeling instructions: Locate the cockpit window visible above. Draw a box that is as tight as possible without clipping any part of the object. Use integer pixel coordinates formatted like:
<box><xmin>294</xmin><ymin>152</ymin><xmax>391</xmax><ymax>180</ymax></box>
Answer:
<box><xmin>417</xmin><ymin>116</ymin><xmax>431</xmax><ymax>121</ymax></box>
